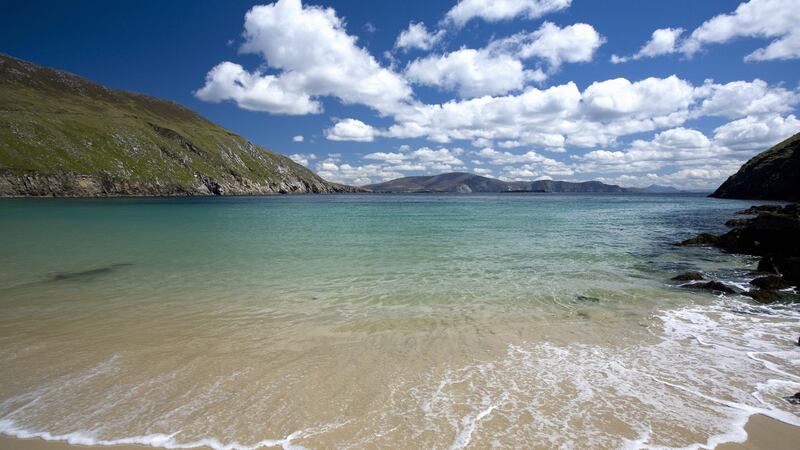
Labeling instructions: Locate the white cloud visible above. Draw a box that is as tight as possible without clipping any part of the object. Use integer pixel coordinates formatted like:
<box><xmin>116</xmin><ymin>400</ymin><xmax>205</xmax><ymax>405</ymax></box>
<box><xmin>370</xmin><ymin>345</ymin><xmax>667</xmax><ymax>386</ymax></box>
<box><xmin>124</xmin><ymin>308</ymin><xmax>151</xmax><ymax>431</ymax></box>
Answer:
<box><xmin>405</xmin><ymin>48</ymin><xmax>531</xmax><ymax>97</ymax></box>
<box><xmin>581</xmin><ymin>76</ymin><xmax>695</xmax><ymax>121</ymax></box>
<box><xmin>712</xmin><ymin>114</ymin><xmax>800</xmax><ymax>150</ymax></box>
<box><xmin>491</xmin><ymin>22</ymin><xmax>605</xmax><ymax>71</ymax></box>
<box><xmin>325</xmin><ymin>118</ymin><xmax>378</xmax><ymax>142</ymax></box>
<box><xmin>571</xmin><ymin>115</ymin><xmax>799</xmax><ymax>189</ymax></box>
<box><xmin>611</xmin><ymin>28</ymin><xmax>684</xmax><ymax>63</ymax></box>
<box><xmin>616</xmin><ymin>1</ymin><xmax>800</xmax><ymax>62</ymax></box>
<box><xmin>683</xmin><ymin>0</ymin><xmax>800</xmax><ymax>61</ymax></box>
<box><xmin>395</xmin><ymin>22</ymin><xmax>445</xmax><ymax>51</ymax></box>
<box><xmin>292</xmin><ymin>135</ymin><xmax>305</xmax><ymax>142</ymax></box>
<box><xmin>195</xmin><ymin>62</ymin><xmax>321</xmax><ymax>115</ymax></box>
<box><xmin>319</xmin><ymin>146</ymin><xmax>466</xmax><ymax>185</ymax></box>
<box><xmin>196</xmin><ymin>0</ymin><xmax>412</xmax><ymax>115</ymax></box>
<box><xmin>404</xmin><ymin>21</ymin><xmax>601</xmax><ymax>97</ymax></box>
<box><xmin>682</xmin><ymin>0</ymin><xmax>800</xmax><ymax>61</ymax></box>
<box><xmin>381</xmin><ymin>75</ymin><xmax>725</xmax><ymax>150</ymax></box>
<box><xmin>444</xmin><ymin>0</ymin><xmax>572</xmax><ymax>27</ymax></box>
<box><xmin>694</xmin><ymin>79</ymin><xmax>800</xmax><ymax>118</ymax></box>
<box><xmin>288</xmin><ymin>153</ymin><xmax>316</xmax><ymax>166</ymax></box>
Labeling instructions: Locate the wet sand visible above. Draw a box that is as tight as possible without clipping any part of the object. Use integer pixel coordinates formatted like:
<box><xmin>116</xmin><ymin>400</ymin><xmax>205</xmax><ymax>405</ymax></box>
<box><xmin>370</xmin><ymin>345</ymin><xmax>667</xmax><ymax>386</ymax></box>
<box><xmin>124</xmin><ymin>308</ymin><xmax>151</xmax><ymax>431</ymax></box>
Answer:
<box><xmin>1</xmin><ymin>415</ymin><xmax>797</xmax><ymax>450</ymax></box>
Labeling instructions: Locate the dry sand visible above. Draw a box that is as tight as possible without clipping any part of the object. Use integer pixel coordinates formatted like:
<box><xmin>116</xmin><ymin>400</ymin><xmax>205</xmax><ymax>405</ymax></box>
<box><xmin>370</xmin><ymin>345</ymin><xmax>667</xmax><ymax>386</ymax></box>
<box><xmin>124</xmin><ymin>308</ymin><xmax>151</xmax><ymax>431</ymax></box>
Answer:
<box><xmin>1</xmin><ymin>414</ymin><xmax>797</xmax><ymax>450</ymax></box>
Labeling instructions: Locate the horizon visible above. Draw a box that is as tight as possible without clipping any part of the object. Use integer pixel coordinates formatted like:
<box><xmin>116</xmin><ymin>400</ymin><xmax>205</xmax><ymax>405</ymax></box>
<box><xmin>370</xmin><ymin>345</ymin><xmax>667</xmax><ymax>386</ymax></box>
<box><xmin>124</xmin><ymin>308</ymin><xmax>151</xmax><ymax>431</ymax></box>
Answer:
<box><xmin>2</xmin><ymin>0</ymin><xmax>799</xmax><ymax>190</ymax></box>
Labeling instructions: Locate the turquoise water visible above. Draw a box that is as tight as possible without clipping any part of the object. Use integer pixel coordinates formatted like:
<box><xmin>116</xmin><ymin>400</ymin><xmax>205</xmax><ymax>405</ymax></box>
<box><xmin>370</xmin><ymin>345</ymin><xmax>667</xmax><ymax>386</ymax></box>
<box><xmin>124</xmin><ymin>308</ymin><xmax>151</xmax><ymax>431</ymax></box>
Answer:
<box><xmin>0</xmin><ymin>194</ymin><xmax>798</xmax><ymax>449</ymax></box>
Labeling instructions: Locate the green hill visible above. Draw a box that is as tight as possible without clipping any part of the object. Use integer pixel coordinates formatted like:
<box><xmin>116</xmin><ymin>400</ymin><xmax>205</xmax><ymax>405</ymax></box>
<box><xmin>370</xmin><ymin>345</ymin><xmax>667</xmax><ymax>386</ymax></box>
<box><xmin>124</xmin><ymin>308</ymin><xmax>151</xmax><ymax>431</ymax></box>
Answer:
<box><xmin>0</xmin><ymin>54</ymin><xmax>358</xmax><ymax>196</ymax></box>
<box><xmin>711</xmin><ymin>132</ymin><xmax>800</xmax><ymax>201</ymax></box>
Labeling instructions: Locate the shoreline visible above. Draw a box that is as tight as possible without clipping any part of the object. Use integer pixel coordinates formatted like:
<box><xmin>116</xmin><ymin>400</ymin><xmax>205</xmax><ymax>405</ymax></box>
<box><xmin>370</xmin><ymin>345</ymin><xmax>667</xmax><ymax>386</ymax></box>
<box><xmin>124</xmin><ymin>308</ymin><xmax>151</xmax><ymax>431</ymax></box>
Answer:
<box><xmin>1</xmin><ymin>415</ymin><xmax>798</xmax><ymax>449</ymax></box>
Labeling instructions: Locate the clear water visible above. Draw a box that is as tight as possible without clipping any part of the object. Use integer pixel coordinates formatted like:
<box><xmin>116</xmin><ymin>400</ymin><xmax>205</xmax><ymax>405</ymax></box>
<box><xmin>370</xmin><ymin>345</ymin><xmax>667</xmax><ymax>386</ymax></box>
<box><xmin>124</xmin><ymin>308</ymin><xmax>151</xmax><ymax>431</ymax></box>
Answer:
<box><xmin>0</xmin><ymin>194</ymin><xmax>797</xmax><ymax>449</ymax></box>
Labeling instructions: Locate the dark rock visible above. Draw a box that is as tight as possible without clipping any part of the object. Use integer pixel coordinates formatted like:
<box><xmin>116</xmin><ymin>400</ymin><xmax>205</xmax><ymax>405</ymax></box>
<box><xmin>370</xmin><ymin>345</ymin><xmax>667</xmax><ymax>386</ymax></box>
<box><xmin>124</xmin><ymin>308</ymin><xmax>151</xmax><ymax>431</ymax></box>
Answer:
<box><xmin>678</xmin><ymin>233</ymin><xmax>719</xmax><ymax>246</ymax></box>
<box><xmin>714</xmin><ymin>207</ymin><xmax>800</xmax><ymax>256</ymax></box>
<box><xmin>671</xmin><ymin>271</ymin><xmax>704</xmax><ymax>281</ymax></box>
<box><xmin>686</xmin><ymin>281</ymin><xmax>735</xmax><ymax>294</ymax></box>
<box><xmin>736</xmin><ymin>205</ymin><xmax>783</xmax><ymax>215</ymax></box>
<box><xmin>744</xmin><ymin>289</ymin><xmax>783</xmax><ymax>304</ymax></box>
<box><xmin>757</xmin><ymin>256</ymin><xmax>781</xmax><ymax>274</ymax></box>
<box><xmin>784</xmin><ymin>392</ymin><xmax>800</xmax><ymax>405</ymax></box>
<box><xmin>750</xmin><ymin>275</ymin><xmax>791</xmax><ymax>290</ymax></box>
<box><xmin>725</xmin><ymin>218</ymin><xmax>752</xmax><ymax>228</ymax></box>
<box><xmin>758</xmin><ymin>256</ymin><xmax>800</xmax><ymax>284</ymax></box>
<box><xmin>575</xmin><ymin>295</ymin><xmax>601</xmax><ymax>303</ymax></box>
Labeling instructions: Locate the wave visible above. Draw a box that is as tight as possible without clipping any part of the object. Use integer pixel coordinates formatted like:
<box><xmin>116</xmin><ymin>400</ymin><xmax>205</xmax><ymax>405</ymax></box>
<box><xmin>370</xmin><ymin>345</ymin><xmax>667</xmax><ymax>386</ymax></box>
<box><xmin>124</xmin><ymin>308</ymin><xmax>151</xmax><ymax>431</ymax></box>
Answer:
<box><xmin>1</xmin><ymin>298</ymin><xmax>798</xmax><ymax>449</ymax></box>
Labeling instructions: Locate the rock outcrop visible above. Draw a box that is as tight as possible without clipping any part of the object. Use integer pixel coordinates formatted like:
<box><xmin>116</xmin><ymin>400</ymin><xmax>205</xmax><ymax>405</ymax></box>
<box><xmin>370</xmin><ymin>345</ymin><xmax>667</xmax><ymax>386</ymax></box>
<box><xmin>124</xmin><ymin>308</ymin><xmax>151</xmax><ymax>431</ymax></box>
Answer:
<box><xmin>0</xmin><ymin>53</ymin><xmax>361</xmax><ymax>196</ymax></box>
<box><xmin>710</xmin><ymin>132</ymin><xmax>800</xmax><ymax>201</ymax></box>
<box><xmin>678</xmin><ymin>203</ymin><xmax>800</xmax><ymax>301</ymax></box>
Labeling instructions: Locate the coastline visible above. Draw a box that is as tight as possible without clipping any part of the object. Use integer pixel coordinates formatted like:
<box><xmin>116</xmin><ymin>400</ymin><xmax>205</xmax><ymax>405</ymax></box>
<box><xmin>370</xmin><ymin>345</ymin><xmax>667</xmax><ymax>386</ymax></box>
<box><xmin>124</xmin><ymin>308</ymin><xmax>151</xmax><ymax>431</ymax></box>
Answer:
<box><xmin>1</xmin><ymin>415</ymin><xmax>798</xmax><ymax>449</ymax></box>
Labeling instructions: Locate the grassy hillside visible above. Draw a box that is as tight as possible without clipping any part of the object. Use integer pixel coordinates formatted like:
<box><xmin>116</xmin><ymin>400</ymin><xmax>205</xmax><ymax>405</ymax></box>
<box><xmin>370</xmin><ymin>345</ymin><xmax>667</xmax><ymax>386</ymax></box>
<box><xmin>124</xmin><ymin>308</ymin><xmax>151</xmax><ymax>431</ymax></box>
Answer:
<box><xmin>711</xmin><ymin>132</ymin><xmax>800</xmax><ymax>201</ymax></box>
<box><xmin>0</xmin><ymin>53</ymin><xmax>357</xmax><ymax>196</ymax></box>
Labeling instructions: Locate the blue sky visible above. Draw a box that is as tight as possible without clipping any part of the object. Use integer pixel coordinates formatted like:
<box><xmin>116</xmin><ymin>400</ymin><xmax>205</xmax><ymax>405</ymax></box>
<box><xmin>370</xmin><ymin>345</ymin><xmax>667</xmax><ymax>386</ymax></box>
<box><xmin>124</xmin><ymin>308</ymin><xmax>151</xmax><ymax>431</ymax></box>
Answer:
<box><xmin>1</xmin><ymin>0</ymin><xmax>799</xmax><ymax>189</ymax></box>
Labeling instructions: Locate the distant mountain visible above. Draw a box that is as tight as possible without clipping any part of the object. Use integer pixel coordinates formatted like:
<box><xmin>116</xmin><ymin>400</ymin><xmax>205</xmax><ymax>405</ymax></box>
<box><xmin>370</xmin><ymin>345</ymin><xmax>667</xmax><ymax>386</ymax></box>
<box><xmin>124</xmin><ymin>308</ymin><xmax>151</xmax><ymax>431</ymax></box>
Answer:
<box><xmin>711</xmin><ymin>132</ymin><xmax>800</xmax><ymax>201</ymax></box>
<box><xmin>628</xmin><ymin>184</ymin><xmax>683</xmax><ymax>194</ymax></box>
<box><xmin>363</xmin><ymin>172</ymin><xmax>626</xmax><ymax>193</ymax></box>
<box><xmin>0</xmin><ymin>54</ymin><xmax>359</xmax><ymax>196</ymax></box>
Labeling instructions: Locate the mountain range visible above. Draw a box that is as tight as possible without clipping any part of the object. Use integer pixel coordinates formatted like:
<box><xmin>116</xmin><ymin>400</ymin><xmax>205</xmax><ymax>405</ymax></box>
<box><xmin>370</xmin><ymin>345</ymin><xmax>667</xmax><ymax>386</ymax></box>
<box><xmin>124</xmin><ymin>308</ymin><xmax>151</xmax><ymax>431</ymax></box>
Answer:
<box><xmin>364</xmin><ymin>172</ymin><xmax>663</xmax><ymax>194</ymax></box>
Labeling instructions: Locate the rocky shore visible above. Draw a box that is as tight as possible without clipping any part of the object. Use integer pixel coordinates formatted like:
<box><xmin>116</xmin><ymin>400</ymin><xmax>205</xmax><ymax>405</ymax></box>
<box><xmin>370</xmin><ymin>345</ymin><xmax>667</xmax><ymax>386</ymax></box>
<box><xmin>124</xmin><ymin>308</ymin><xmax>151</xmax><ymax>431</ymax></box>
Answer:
<box><xmin>676</xmin><ymin>203</ymin><xmax>799</xmax><ymax>303</ymax></box>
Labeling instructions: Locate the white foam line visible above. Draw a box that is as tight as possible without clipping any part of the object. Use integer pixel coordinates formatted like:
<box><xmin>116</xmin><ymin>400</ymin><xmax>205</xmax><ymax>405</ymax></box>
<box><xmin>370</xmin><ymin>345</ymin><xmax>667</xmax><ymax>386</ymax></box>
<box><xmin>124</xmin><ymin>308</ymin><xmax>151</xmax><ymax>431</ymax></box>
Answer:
<box><xmin>448</xmin><ymin>393</ymin><xmax>507</xmax><ymax>450</ymax></box>
<box><xmin>746</xmin><ymin>351</ymin><xmax>800</xmax><ymax>382</ymax></box>
<box><xmin>0</xmin><ymin>418</ymin><xmax>344</xmax><ymax>450</ymax></box>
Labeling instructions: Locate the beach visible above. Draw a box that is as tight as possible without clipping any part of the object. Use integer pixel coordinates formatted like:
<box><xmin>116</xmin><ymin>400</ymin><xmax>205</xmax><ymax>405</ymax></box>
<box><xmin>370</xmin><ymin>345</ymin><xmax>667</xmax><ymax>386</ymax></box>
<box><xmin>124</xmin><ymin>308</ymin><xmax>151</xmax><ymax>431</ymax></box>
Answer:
<box><xmin>1</xmin><ymin>194</ymin><xmax>798</xmax><ymax>449</ymax></box>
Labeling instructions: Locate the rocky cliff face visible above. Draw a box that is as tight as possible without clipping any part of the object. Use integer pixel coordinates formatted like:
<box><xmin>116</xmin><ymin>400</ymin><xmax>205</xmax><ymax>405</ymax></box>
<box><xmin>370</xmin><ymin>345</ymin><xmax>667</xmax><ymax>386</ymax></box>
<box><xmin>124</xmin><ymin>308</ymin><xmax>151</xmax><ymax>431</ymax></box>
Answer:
<box><xmin>710</xmin><ymin>132</ymin><xmax>800</xmax><ymax>201</ymax></box>
<box><xmin>0</xmin><ymin>54</ymin><xmax>360</xmax><ymax>196</ymax></box>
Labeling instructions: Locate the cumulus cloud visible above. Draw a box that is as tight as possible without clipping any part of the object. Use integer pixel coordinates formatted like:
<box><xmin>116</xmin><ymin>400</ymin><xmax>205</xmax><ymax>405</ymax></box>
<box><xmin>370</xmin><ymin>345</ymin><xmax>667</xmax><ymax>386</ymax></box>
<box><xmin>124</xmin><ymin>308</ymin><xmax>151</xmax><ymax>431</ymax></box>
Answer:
<box><xmin>289</xmin><ymin>153</ymin><xmax>316</xmax><ymax>166</ymax></box>
<box><xmin>682</xmin><ymin>0</ymin><xmax>800</xmax><ymax>61</ymax></box>
<box><xmin>581</xmin><ymin>76</ymin><xmax>695</xmax><ymax>121</ymax></box>
<box><xmin>694</xmin><ymin>79</ymin><xmax>800</xmax><ymax>118</ymax></box>
<box><xmin>712</xmin><ymin>114</ymin><xmax>800</xmax><ymax>150</ymax></box>
<box><xmin>395</xmin><ymin>22</ymin><xmax>445</xmax><ymax>51</ymax></box>
<box><xmin>444</xmin><ymin>0</ymin><xmax>572</xmax><ymax>27</ymax></box>
<box><xmin>621</xmin><ymin>0</ymin><xmax>800</xmax><ymax>62</ymax></box>
<box><xmin>572</xmin><ymin>116</ymin><xmax>799</xmax><ymax>189</ymax></box>
<box><xmin>491</xmin><ymin>22</ymin><xmax>605</xmax><ymax>71</ymax></box>
<box><xmin>404</xmin><ymin>22</ymin><xmax>601</xmax><ymax>97</ymax></box>
<box><xmin>318</xmin><ymin>147</ymin><xmax>466</xmax><ymax>184</ymax></box>
<box><xmin>610</xmin><ymin>28</ymin><xmax>684</xmax><ymax>63</ymax></box>
<box><xmin>405</xmin><ymin>48</ymin><xmax>532</xmax><ymax>97</ymax></box>
<box><xmin>196</xmin><ymin>0</ymin><xmax>412</xmax><ymax>115</ymax></box>
<box><xmin>292</xmin><ymin>135</ymin><xmax>304</xmax><ymax>142</ymax></box>
<box><xmin>356</xmin><ymin>74</ymin><xmax>795</xmax><ymax>154</ymax></box>
<box><xmin>325</xmin><ymin>118</ymin><xmax>378</xmax><ymax>142</ymax></box>
<box><xmin>195</xmin><ymin>61</ymin><xmax>321</xmax><ymax>115</ymax></box>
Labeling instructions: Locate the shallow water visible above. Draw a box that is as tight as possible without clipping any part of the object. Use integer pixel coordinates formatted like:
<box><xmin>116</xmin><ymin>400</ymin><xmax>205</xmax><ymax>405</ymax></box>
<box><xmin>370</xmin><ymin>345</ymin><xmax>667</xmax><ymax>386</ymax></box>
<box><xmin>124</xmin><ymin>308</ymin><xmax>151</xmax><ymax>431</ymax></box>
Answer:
<box><xmin>0</xmin><ymin>194</ymin><xmax>797</xmax><ymax>449</ymax></box>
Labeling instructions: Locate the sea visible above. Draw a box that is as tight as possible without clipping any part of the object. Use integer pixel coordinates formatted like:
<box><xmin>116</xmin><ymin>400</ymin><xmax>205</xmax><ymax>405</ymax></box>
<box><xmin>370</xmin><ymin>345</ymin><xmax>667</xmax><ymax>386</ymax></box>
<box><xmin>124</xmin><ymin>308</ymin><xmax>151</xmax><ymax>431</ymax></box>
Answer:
<box><xmin>0</xmin><ymin>193</ymin><xmax>798</xmax><ymax>449</ymax></box>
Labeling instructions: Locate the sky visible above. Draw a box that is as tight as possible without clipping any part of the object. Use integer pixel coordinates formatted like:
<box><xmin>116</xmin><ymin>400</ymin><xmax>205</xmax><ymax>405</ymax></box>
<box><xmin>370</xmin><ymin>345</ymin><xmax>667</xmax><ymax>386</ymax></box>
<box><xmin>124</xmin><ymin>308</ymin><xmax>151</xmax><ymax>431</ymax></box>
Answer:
<box><xmin>1</xmin><ymin>0</ymin><xmax>799</xmax><ymax>189</ymax></box>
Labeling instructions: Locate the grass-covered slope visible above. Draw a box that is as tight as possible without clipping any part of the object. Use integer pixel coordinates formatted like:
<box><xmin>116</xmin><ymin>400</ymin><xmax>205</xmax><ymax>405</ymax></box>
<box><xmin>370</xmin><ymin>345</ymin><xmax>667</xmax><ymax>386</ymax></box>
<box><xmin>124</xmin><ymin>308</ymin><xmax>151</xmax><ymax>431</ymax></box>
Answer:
<box><xmin>711</xmin><ymin>132</ymin><xmax>800</xmax><ymax>201</ymax></box>
<box><xmin>0</xmin><ymin>53</ymin><xmax>358</xmax><ymax>196</ymax></box>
